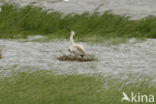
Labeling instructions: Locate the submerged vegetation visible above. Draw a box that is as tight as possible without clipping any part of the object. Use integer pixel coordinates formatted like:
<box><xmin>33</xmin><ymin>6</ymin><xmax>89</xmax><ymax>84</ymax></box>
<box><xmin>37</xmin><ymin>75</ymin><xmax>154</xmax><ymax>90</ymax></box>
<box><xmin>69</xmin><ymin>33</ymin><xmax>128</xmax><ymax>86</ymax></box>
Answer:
<box><xmin>0</xmin><ymin>71</ymin><xmax>155</xmax><ymax>104</ymax></box>
<box><xmin>0</xmin><ymin>3</ymin><xmax>156</xmax><ymax>42</ymax></box>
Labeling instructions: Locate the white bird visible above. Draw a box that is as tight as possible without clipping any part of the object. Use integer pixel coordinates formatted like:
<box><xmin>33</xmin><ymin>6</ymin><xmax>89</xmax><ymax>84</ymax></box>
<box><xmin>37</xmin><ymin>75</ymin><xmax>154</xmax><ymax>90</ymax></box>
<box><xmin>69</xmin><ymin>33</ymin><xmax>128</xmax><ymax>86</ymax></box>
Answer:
<box><xmin>68</xmin><ymin>31</ymin><xmax>87</xmax><ymax>57</ymax></box>
<box><xmin>121</xmin><ymin>92</ymin><xmax>130</xmax><ymax>102</ymax></box>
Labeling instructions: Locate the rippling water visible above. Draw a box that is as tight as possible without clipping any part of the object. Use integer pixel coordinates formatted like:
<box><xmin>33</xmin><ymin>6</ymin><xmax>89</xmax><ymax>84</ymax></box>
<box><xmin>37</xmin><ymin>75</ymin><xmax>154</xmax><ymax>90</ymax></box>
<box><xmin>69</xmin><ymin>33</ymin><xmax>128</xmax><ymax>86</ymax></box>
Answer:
<box><xmin>2</xmin><ymin>0</ymin><xmax>156</xmax><ymax>19</ymax></box>
<box><xmin>0</xmin><ymin>39</ymin><xmax>156</xmax><ymax>82</ymax></box>
<box><xmin>0</xmin><ymin>0</ymin><xmax>156</xmax><ymax>84</ymax></box>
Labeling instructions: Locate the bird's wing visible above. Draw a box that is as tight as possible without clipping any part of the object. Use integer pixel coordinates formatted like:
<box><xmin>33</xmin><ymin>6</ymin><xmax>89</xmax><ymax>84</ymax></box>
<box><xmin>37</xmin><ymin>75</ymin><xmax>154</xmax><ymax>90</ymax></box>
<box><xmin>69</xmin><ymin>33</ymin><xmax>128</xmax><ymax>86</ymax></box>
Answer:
<box><xmin>76</xmin><ymin>45</ymin><xmax>87</xmax><ymax>56</ymax></box>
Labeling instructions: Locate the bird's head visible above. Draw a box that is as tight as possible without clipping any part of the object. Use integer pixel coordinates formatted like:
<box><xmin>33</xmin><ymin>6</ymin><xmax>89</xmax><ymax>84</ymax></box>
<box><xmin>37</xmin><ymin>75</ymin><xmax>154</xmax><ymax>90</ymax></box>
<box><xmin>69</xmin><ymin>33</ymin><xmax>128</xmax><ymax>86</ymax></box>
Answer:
<box><xmin>70</xmin><ymin>30</ymin><xmax>75</xmax><ymax>36</ymax></box>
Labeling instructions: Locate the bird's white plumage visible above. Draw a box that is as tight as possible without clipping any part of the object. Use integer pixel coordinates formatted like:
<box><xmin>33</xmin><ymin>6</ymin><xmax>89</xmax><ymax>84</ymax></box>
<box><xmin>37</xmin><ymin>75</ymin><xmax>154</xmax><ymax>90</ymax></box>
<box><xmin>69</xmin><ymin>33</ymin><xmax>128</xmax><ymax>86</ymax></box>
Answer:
<box><xmin>68</xmin><ymin>31</ymin><xmax>87</xmax><ymax>57</ymax></box>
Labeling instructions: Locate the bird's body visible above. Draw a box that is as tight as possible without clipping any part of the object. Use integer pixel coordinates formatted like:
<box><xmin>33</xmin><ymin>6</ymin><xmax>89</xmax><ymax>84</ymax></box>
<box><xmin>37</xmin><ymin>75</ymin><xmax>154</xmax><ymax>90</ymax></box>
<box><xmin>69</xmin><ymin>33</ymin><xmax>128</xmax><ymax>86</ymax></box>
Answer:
<box><xmin>68</xmin><ymin>31</ymin><xmax>87</xmax><ymax>57</ymax></box>
<box><xmin>69</xmin><ymin>43</ymin><xmax>86</xmax><ymax>56</ymax></box>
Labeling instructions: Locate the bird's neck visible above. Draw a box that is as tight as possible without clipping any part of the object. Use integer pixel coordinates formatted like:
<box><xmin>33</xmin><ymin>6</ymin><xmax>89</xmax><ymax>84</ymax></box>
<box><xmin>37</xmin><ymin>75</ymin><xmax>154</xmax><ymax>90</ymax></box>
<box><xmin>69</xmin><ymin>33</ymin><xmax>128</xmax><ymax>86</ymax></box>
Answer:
<box><xmin>70</xmin><ymin>34</ymin><xmax>75</xmax><ymax>45</ymax></box>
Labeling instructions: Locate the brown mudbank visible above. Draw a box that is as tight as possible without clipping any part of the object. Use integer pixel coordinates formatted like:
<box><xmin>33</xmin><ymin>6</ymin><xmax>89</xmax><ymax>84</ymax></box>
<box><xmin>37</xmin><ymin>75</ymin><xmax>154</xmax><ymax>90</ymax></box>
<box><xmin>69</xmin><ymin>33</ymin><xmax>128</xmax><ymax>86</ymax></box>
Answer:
<box><xmin>58</xmin><ymin>54</ymin><xmax>97</xmax><ymax>62</ymax></box>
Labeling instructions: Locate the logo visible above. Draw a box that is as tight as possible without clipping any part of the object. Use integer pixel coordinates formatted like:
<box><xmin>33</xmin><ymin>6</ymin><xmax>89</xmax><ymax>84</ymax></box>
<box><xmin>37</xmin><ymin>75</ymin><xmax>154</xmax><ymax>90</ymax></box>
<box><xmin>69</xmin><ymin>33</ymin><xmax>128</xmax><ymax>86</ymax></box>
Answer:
<box><xmin>121</xmin><ymin>92</ymin><xmax>154</xmax><ymax>103</ymax></box>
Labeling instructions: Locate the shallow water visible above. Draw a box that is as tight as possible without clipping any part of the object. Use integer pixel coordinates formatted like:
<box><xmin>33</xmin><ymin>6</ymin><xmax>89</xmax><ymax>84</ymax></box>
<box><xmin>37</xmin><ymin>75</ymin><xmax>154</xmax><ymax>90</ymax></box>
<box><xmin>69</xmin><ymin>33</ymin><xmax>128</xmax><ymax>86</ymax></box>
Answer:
<box><xmin>2</xmin><ymin>0</ymin><xmax>156</xmax><ymax>19</ymax></box>
<box><xmin>0</xmin><ymin>39</ymin><xmax>156</xmax><ymax>82</ymax></box>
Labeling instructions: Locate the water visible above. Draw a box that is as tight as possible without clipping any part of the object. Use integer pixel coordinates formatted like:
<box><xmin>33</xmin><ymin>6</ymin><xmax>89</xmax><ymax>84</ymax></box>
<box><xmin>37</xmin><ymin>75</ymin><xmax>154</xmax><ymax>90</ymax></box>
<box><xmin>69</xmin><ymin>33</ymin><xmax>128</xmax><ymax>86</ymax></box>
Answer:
<box><xmin>0</xmin><ymin>0</ymin><xmax>156</xmax><ymax>84</ymax></box>
<box><xmin>2</xmin><ymin>0</ymin><xmax>156</xmax><ymax>19</ymax></box>
<box><xmin>0</xmin><ymin>39</ymin><xmax>156</xmax><ymax>82</ymax></box>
